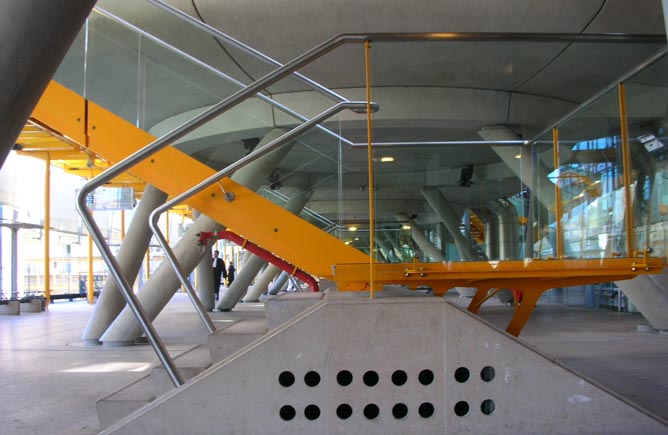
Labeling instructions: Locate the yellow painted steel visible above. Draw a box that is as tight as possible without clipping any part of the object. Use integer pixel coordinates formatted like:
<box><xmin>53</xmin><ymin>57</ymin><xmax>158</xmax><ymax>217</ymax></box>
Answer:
<box><xmin>121</xmin><ymin>210</ymin><xmax>126</xmax><ymax>240</ymax></box>
<box><xmin>30</xmin><ymin>82</ymin><xmax>86</xmax><ymax>145</ymax></box>
<box><xmin>30</xmin><ymin>81</ymin><xmax>369</xmax><ymax>279</ymax></box>
<box><xmin>552</xmin><ymin>127</ymin><xmax>564</xmax><ymax>258</ymax></box>
<box><xmin>44</xmin><ymin>153</ymin><xmax>51</xmax><ymax>307</ymax></box>
<box><xmin>365</xmin><ymin>40</ymin><xmax>376</xmax><ymax>299</ymax></box>
<box><xmin>334</xmin><ymin>256</ymin><xmax>663</xmax><ymax>335</ymax></box>
<box><xmin>619</xmin><ymin>83</ymin><xmax>634</xmax><ymax>256</ymax></box>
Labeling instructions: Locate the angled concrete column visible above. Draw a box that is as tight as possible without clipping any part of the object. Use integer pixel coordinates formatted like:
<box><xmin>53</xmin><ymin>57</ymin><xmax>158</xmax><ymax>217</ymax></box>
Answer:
<box><xmin>217</xmin><ymin>189</ymin><xmax>312</xmax><ymax>311</ymax></box>
<box><xmin>243</xmin><ymin>264</ymin><xmax>281</xmax><ymax>302</ymax></box>
<box><xmin>193</xmin><ymin>211</ymin><xmax>215</xmax><ymax>311</ymax></box>
<box><xmin>0</xmin><ymin>0</ymin><xmax>94</xmax><ymax>169</ymax></box>
<box><xmin>101</xmin><ymin>129</ymin><xmax>292</xmax><ymax>345</ymax></box>
<box><xmin>420</xmin><ymin>188</ymin><xmax>474</xmax><ymax>261</ymax></box>
<box><xmin>268</xmin><ymin>271</ymin><xmax>289</xmax><ymax>295</ymax></box>
<box><xmin>82</xmin><ymin>184</ymin><xmax>168</xmax><ymax>344</ymax></box>
<box><xmin>375</xmin><ymin>237</ymin><xmax>399</xmax><ymax>263</ymax></box>
<box><xmin>395</xmin><ymin>213</ymin><xmax>444</xmax><ymax>262</ymax></box>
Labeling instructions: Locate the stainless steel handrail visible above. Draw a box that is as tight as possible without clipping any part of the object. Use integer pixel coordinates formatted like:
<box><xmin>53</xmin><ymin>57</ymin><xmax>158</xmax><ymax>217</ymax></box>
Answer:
<box><xmin>144</xmin><ymin>0</ymin><xmax>348</xmax><ymax>103</ymax></box>
<box><xmin>77</xmin><ymin>30</ymin><xmax>664</xmax><ymax>387</ymax></box>
<box><xmin>148</xmin><ymin>101</ymin><xmax>374</xmax><ymax>307</ymax></box>
<box><xmin>92</xmin><ymin>6</ymin><xmax>355</xmax><ymax>147</ymax></box>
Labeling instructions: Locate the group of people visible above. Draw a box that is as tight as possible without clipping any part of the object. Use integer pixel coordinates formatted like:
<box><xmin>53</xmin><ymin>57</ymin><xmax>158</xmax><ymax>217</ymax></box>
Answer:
<box><xmin>212</xmin><ymin>250</ymin><xmax>236</xmax><ymax>301</ymax></box>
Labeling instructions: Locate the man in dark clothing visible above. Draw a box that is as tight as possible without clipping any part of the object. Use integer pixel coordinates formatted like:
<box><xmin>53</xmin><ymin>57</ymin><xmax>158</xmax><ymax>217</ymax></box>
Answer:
<box><xmin>227</xmin><ymin>261</ymin><xmax>236</xmax><ymax>285</ymax></box>
<box><xmin>212</xmin><ymin>250</ymin><xmax>226</xmax><ymax>301</ymax></box>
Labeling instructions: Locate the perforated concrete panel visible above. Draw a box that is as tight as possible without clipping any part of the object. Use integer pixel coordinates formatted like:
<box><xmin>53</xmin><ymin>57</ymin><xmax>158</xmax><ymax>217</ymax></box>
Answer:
<box><xmin>102</xmin><ymin>295</ymin><xmax>668</xmax><ymax>434</ymax></box>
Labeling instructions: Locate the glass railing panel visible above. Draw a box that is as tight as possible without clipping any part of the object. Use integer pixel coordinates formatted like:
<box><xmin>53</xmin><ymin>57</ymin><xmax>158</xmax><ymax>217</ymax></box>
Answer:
<box><xmin>624</xmin><ymin>52</ymin><xmax>668</xmax><ymax>258</ymax></box>
<box><xmin>529</xmin><ymin>137</ymin><xmax>558</xmax><ymax>259</ymax></box>
<box><xmin>555</xmin><ymin>87</ymin><xmax>625</xmax><ymax>258</ymax></box>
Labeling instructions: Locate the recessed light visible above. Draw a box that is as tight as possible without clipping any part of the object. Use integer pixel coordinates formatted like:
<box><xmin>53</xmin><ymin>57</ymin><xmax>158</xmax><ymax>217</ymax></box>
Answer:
<box><xmin>379</xmin><ymin>156</ymin><xmax>395</xmax><ymax>163</ymax></box>
<box><xmin>348</xmin><ymin>225</ymin><xmax>358</xmax><ymax>232</ymax></box>
<box><xmin>402</xmin><ymin>224</ymin><xmax>411</xmax><ymax>230</ymax></box>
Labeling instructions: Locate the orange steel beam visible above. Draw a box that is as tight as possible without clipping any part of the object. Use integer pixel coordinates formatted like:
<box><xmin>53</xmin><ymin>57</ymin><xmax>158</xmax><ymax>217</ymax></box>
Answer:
<box><xmin>334</xmin><ymin>257</ymin><xmax>663</xmax><ymax>334</ymax></box>
<box><xmin>31</xmin><ymin>81</ymin><xmax>369</xmax><ymax>278</ymax></box>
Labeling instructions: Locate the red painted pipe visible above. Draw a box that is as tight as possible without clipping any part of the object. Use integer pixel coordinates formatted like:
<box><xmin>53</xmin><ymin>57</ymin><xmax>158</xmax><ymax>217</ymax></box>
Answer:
<box><xmin>197</xmin><ymin>230</ymin><xmax>319</xmax><ymax>292</ymax></box>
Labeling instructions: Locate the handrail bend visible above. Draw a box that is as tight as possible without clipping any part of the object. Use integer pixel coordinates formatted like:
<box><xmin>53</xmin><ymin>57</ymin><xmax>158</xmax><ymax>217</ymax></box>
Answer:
<box><xmin>148</xmin><ymin>101</ymin><xmax>373</xmax><ymax>305</ymax></box>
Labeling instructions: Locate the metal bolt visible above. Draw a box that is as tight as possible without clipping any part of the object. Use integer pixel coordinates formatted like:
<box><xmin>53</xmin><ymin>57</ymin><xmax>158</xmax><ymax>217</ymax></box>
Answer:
<box><xmin>224</xmin><ymin>192</ymin><xmax>235</xmax><ymax>202</ymax></box>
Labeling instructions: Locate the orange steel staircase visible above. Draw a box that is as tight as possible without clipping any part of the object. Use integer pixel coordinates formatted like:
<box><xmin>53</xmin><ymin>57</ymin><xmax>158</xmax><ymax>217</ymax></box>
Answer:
<box><xmin>25</xmin><ymin>80</ymin><xmax>665</xmax><ymax>336</ymax></box>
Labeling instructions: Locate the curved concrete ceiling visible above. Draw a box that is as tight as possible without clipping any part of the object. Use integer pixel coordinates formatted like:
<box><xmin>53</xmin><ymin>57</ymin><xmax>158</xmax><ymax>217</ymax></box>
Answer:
<box><xmin>81</xmin><ymin>0</ymin><xmax>666</xmax><ymax>229</ymax></box>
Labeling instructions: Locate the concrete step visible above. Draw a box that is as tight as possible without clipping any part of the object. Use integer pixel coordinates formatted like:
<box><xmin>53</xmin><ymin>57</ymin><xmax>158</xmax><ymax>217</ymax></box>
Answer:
<box><xmin>264</xmin><ymin>291</ymin><xmax>324</xmax><ymax>330</ymax></box>
<box><xmin>96</xmin><ymin>344</ymin><xmax>211</xmax><ymax>428</ymax></box>
<box><xmin>208</xmin><ymin>318</ymin><xmax>268</xmax><ymax>363</ymax></box>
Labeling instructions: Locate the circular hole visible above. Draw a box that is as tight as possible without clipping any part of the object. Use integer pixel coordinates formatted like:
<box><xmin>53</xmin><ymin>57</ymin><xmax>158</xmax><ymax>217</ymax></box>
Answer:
<box><xmin>304</xmin><ymin>370</ymin><xmax>320</xmax><ymax>387</ymax></box>
<box><xmin>336</xmin><ymin>403</ymin><xmax>353</xmax><ymax>420</ymax></box>
<box><xmin>481</xmin><ymin>366</ymin><xmax>496</xmax><ymax>382</ymax></box>
<box><xmin>391</xmin><ymin>369</ymin><xmax>408</xmax><ymax>386</ymax></box>
<box><xmin>418</xmin><ymin>369</ymin><xmax>434</xmax><ymax>385</ymax></box>
<box><xmin>278</xmin><ymin>371</ymin><xmax>295</xmax><ymax>387</ymax></box>
<box><xmin>454</xmin><ymin>401</ymin><xmax>470</xmax><ymax>417</ymax></box>
<box><xmin>279</xmin><ymin>405</ymin><xmax>296</xmax><ymax>421</ymax></box>
<box><xmin>304</xmin><ymin>404</ymin><xmax>320</xmax><ymax>420</ymax></box>
<box><xmin>392</xmin><ymin>403</ymin><xmax>408</xmax><ymax>419</ymax></box>
<box><xmin>363</xmin><ymin>370</ymin><xmax>379</xmax><ymax>387</ymax></box>
<box><xmin>363</xmin><ymin>403</ymin><xmax>380</xmax><ymax>420</ymax></box>
<box><xmin>481</xmin><ymin>399</ymin><xmax>496</xmax><ymax>415</ymax></box>
<box><xmin>418</xmin><ymin>402</ymin><xmax>435</xmax><ymax>418</ymax></box>
<box><xmin>337</xmin><ymin>370</ymin><xmax>353</xmax><ymax>386</ymax></box>
<box><xmin>454</xmin><ymin>367</ymin><xmax>470</xmax><ymax>383</ymax></box>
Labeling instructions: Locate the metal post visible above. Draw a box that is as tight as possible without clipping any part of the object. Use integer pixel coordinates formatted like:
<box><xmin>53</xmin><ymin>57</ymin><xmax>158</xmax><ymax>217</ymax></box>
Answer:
<box><xmin>619</xmin><ymin>83</ymin><xmax>634</xmax><ymax>257</ymax></box>
<box><xmin>44</xmin><ymin>153</ymin><xmax>51</xmax><ymax>306</ymax></box>
<box><xmin>552</xmin><ymin>127</ymin><xmax>564</xmax><ymax>258</ymax></box>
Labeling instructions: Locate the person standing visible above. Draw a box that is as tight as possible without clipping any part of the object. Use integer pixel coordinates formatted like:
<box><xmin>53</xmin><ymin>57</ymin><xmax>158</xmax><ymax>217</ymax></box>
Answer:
<box><xmin>227</xmin><ymin>260</ymin><xmax>236</xmax><ymax>286</ymax></box>
<box><xmin>212</xmin><ymin>250</ymin><xmax>226</xmax><ymax>301</ymax></box>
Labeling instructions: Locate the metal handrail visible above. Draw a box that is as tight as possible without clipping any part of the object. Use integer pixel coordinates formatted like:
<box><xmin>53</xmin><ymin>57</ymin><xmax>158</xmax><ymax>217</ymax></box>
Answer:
<box><xmin>93</xmin><ymin>6</ymin><xmax>355</xmax><ymax>147</ymax></box>
<box><xmin>144</xmin><ymin>0</ymin><xmax>349</xmax><ymax>104</ymax></box>
<box><xmin>77</xmin><ymin>30</ymin><xmax>664</xmax><ymax>387</ymax></box>
<box><xmin>148</xmin><ymin>102</ymin><xmax>374</xmax><ymax>308</ymax></box>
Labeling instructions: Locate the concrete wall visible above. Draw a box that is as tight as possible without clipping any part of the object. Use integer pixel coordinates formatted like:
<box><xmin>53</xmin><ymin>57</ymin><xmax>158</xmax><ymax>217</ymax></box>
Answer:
<box><xmin>102</xmin><ymin>295</ymin><xmax>668</xmax><ymax>434</ymax></box>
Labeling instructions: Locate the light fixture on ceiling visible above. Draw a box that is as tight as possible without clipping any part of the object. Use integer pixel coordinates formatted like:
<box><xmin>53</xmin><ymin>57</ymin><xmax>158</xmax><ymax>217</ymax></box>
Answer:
<box><xmin>379</xmin><ymin>156</ymin><xmax>395</xmax><ymax>163</ymax></box>
<box><xmin>401</xmin><ymin>224</ymin><xmax>411</xmax><ymax>230</ymax></box>
<box><xmin>348</xmin><ymin>225</ymin><xmax>358</xmax><ymax>232</ymax></box>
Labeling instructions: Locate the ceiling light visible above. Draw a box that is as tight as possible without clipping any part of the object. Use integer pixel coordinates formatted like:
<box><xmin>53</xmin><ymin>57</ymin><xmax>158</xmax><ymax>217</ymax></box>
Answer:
<box><xmin>379</xmin><ymin>156</ymin><xmax>395</xmax><ymax>163</ymax></box>
<box><xmin>348</xmin><ymin>225</ymin><xmax>358</xmax><ymax>232</ymax></box>
<box><xmin>354</xmin><ymin>237</ymin><xmax>359</xmax><ymax>241</ymax></box>
<box><xmin>514</xmin><ymin>149</ymin><xmax>522</xmax><ymax>159</ymax></box>
<box><xmin>402</xmin><ymin>224</ymin><xmax>411</xmax><ymax>230</ymax></box>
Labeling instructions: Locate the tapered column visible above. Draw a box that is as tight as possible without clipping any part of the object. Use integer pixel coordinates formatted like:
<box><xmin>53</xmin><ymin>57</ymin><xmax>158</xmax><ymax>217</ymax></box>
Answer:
<box><xmin>395</xmin><ymin>213</ymin><xmax>444</xmax><ymax>262</ymax></box>
<box><xmin>243</xmin><ymin>264</ymin><xmax>282</xmax><ymax>302</ymax></box>
<box><xmin>193</xmin><ymin>210</ymin><xmax>215</xmax><ymax>311</ymax></box>
<box><xmin>101</xmin><ymin>129</ymin><xmax>292</xmax><ymax>345</ymax></box>
<box><xmin>0</xmin><ymin>0</ymin><xmax>94</xmax><ymax>169</ymax></box>
<box><xmin>217</xmin><ymin>189</ymin><xmax>312</xmax><ymax>311</ymax></box>
<box><xmin>82</xmin><ymin>185</ymin><xmax>168</xmax><ymax>344</ymax></box>
<box><xmin>420</xmin><ymin>188</ymin><xmax>474</xmax><ymax>261</ymax></box>
<box><xmin>267</xmin><ymin>271</ymin><xmax>289</xmax><ymax>295</ymax></box>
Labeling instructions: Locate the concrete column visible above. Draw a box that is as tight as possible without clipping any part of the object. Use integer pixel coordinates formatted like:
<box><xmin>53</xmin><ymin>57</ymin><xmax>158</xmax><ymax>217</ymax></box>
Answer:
<box><xmin>217</xmin><ymin>189</ymin><xmax>312</xmax><ymax>311</ymax></box>
<box><xmin>395</xmin><ymin>213</ymin><xmax>444</xmax><ymax>262</ymax></box>
<box><xmin>0</xmin><ymin>0</ymin><xmax>95</xmax><ymax>169</ymax></box>
<box><xmin>420</xmin><ymin>188</ymin><xmax>473</xmax><ymax>261</ymax></box>
<box><xmin>193</xmin><ymin>210</ymin><xmax>215</xmax><ymax>311</ymax></box>
<box><xmin>267</xmin><ymin>271</ymin><xmax>289</xmax><ymax>295</ymax></box>
<box><xmin>101</xmin><ymin>129</ymin><xmax>292</xmax><ymax>345</ymax></box>
<box><xmin>375</xmin><ymin>237</ymin><xmax>399</xmax><ymax>263</ymax></box>
<box><xmin>82</xmin><ymin>185</ymin><xmax>168</xmax><ymax>344</ymax></box>
<box><xmin>243</xmin><ymin>264</ymin><xmax>281</xmax><ymax>302</ymax></box>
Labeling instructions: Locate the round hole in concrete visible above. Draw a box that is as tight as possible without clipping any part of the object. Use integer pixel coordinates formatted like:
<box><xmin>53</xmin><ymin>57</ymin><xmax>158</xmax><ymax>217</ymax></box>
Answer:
<box><xmin>418</xmin><ymin>369</ymin><xmax>434</xmax><ymax>385</ymax></box>
<box><xmin>481</xmin><ymin>399</ymin><xmax>496</xmax><ymax>415</ymax></box>
<box><xmin>363</xmin><ymin>403</ymin><xmax>380</xmax><ymax>420</ymax></box>
<box><xmin>454</xmin><ymin>401</ymin><xmax>470</xmax><ymax>417</ymax></box>
<box><xmin>278</xmin><ymin>371</ymin><xmax>295</xmax><ymax>387</ymax></box>
<box><xmin>454</xmin><ymin>367</ymin><xmax>470</xmax><ymax>383</ymax></box>
<box><xmin>418</xmin><ymin>402</ymin><xmax>435</xmax><ymax>418</ymax></box>
<box><xmin>336</xmin><ymin>404</ymin><xmax>353</xmax><ymax>420</ymax></box>
<box><xmin>392</xmin><ymin>403</ymin><xmax>408</xmax><ymax>419</ymax></box>
<box><xmin>337</xmin><ymin>370</ymin><xmax>353</xmax><ymax>386</ymax></box>
<box><xmin>363</xmin><ymin>370</ymin><xmax>379</xmax><ymax>386</ymax></box>
<box><xmin>391</xmin><ymin>369</ymin><xmax>407</xmax><ymax>386</ymax></box>
<box><xmin>279</xmin><ymin>405</ymin><xmax>296</xmax><ymax>420</ymax></box>
<box><xmin>304</xmin><ymin>404</ymin><xmax>320</xmax><ymax>420</ymax></box>
<box><xmin>304</xmin><ymin>370</ymin><xmax>320</xmax><ymax>387</ymax></box>
<box><xmin>481</xmin><ymin>366</ymin><xmax>495</xmax><ymax>382</ymax></box>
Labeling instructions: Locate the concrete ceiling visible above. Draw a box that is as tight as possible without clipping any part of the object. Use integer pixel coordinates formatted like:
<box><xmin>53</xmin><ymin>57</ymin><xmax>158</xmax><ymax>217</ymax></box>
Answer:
<box><xmin>57</xmin><ymin>0</ymin><xmax>668</xmax><ymax>234</ymax></box>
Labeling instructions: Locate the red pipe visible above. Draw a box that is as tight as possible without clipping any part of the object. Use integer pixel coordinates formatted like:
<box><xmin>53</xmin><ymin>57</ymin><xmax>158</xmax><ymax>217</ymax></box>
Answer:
<box><xmin>197</xmin><ymin>230</ymin><xmax>319</xmax><ymax>292</ymax></box>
